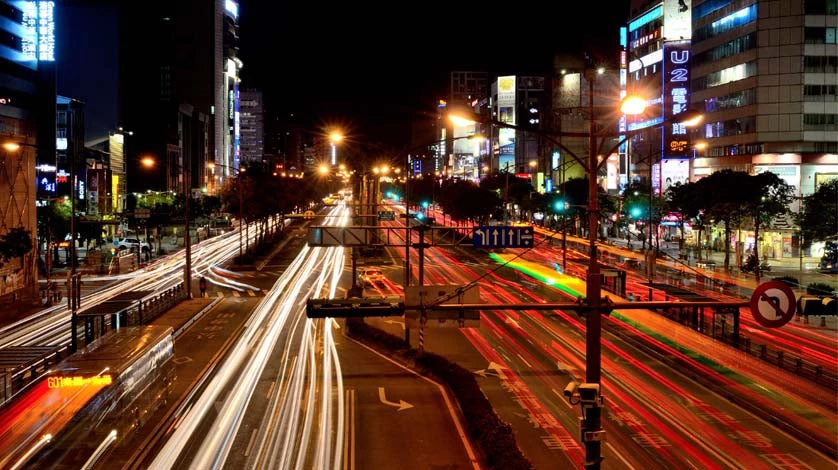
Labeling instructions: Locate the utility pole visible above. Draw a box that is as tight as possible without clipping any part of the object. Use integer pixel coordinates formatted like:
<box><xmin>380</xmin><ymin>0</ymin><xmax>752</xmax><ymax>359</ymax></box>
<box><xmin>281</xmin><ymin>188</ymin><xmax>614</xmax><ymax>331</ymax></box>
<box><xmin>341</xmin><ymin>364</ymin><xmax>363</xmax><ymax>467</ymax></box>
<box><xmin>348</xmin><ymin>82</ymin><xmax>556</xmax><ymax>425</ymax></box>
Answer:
<box><xmin>583</xmin><ymin>67</ymin><xmax>604</xmax><ymax>469</ymax></box>
<box><xmin>184</xmin><ymin>152</ymin><xmax>192</xmax><ymax>298</ymax></box>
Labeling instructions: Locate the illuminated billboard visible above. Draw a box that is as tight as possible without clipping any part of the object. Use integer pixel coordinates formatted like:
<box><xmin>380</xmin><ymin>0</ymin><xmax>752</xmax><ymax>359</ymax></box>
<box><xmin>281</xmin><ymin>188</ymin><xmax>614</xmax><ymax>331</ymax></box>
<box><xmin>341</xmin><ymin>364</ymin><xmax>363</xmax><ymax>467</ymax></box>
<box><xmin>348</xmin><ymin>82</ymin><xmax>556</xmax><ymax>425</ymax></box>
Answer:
<box><xmin>661</xmin><ymin>159</ymin><xmax>690</xmax><ymax>194</ymax></box>
<box><xmin>664</xmin><ymin>0</ymin><xmax>692</xmax><ymax>41</ymax></box>
<box><xmin>21</xmin><ymin>2</ymin><xmax>55</xmax><ymax>62</ymax></box>
<box><xmin>663</xmin><ymin>41</ymin><xmax>691</xmax><ymax>159</ymax></box>
<box><xmin>497</xmin><ymin>76</ymin><xmax>516</xmax><ymax>170</ymax></box>
<box><xmin>498</xmin><ymin>128</ymin><xmax>515</xmax><ymax>170</ymax></box>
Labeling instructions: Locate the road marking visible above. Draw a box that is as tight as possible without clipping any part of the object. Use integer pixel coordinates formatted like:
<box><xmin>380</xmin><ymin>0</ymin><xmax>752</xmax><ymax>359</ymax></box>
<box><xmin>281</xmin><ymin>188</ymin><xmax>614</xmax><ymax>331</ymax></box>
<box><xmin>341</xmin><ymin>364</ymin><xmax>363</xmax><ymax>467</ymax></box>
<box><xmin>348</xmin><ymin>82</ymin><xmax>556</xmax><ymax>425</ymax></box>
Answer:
<box><xmin>349</xmin><ymin>338</ymin><xmax>479</xmax><ymax>469</ymax></box>
<box><xmin>377</xmin><ymin>387</ymin><xmax>413</xmax><ymax>411</ymax></box>
<box><xmin>216</xmin><ymin>291</ymin><xmax>224</xmax><ymax>298</ymax></box>
<box><xmin>248</xmin><ymin>290</ymin><xmax>256</xmax><ymax>297</ymax></box>
<box><xmin>516</xmin><ymin>354</ymin><xmax>532</xmax><ymax>368</ymax></box>
<box><xmin>343</xmin><ymin>389</ymin><xmax>355</xmax><ymax>470</ymax></box>
<box><xmin>244</xmin><ymin>428</ymin><xmax>258</xmax><ymax>457</ymax></box>
<box><xmin>266</xmin><ymin>381</ymin><xmax>275</xmax><ymax>399</ymax></box>
<box><xmin>171</xmin><ymin>356</ymin><xmax>193</xmax><ymax>365</ymax></box>
<box><xmin>232</xmin><ymin>291</ymin><xmax>240</xmax><ymax>297</ymax></box>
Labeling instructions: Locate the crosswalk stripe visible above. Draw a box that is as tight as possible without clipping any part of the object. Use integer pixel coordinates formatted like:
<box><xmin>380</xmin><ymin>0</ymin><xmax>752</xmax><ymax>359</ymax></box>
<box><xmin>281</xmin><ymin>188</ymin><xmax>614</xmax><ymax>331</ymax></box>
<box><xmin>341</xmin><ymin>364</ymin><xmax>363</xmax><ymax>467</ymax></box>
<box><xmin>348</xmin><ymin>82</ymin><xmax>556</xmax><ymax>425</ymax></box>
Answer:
<box><xmin>217</xmin><ymin>291</ymin><xmax>224</xmax><ymax>298</ymax></box>
<box><xmin>248</xmin><ymin>290</ymin><xmax>256</xmax><ymax>297</ymax></box>
<box><xmin>232</xmin><ymin>291</ymin><xmax>240</xmax><ymax>297</ymax></box>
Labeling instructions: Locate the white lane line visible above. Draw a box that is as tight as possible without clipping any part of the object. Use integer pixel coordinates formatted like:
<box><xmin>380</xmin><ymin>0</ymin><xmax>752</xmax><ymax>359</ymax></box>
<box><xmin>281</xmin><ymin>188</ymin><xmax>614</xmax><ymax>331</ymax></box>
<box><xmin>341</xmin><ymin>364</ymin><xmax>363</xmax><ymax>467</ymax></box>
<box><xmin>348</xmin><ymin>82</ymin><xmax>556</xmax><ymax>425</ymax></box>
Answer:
<box><xmin>244</xmin><ymin>428</ymin><xmax>258</xmax><ymax>457</ymax></box>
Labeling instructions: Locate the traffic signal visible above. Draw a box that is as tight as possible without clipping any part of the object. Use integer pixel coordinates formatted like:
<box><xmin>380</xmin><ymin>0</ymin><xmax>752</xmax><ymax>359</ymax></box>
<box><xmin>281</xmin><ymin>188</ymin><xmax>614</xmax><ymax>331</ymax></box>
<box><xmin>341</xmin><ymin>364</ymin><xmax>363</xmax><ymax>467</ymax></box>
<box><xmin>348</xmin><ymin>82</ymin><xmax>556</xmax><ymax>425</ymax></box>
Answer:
<box><xmin>421</xmin><ymin>201</ymin><xmax>430</xmax><ymax>209</ymax></box>
<box><xmin>629</xmin><ymin>206</ymin><xmax>642</xmax><ymax>218</ymax></box>
<box><xmin>415</xmin><ymin>211</ymin><xmax>425</xmax><ymax>220</ymax></box>
<box><xmin>554</xmin><ymin>199</ymin><xmax>569</xmax><ymax>212</ymax></box>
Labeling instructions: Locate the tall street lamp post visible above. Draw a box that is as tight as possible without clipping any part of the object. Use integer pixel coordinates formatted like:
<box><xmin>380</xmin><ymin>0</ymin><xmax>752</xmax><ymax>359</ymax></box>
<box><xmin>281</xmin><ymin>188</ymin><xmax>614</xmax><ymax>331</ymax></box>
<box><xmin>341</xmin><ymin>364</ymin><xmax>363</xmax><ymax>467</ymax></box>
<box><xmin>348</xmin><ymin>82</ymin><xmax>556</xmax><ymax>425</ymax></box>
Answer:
<box><xmin>450</xmin><ymin>68</ymin><xmax>701</xmax><ymax>468</ymax></box>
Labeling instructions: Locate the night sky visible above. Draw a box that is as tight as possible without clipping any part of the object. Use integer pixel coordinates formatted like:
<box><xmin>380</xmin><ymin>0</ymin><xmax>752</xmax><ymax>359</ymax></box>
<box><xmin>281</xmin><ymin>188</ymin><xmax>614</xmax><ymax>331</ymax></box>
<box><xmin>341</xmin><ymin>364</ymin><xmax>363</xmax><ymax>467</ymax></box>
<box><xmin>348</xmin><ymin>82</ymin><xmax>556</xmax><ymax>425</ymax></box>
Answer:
<box><xmin>57</xmin><ymin>1</ymin><xmax>628</xmax><ymax>148</ymax></box>
<box><xmin>238</xmin><ymin>1</ymin><xmax>628</xmax><ymax>147</ymax></box>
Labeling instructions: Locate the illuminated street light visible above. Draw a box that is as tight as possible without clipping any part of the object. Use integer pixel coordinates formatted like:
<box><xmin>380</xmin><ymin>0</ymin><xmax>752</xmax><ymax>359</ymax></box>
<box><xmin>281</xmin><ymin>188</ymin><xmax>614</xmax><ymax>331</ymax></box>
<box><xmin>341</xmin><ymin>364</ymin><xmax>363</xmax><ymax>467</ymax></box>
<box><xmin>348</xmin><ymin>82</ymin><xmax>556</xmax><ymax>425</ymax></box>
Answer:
<box><xmin>141</xmin><ymin>156</ymin><xmax>156</xmax><ymax>168</ymax></box>
<box><xmin>694</xmin><ymin>141</ymin><xmax>708</xmax><ymax>151</ymax></box>
<box><xmin>619</xmin><ymin>96</ymin><xmax>647</xmax><ymax>116</ymax></box>
<box><xmin>318</xmin><ymin>165</ymin><xmax>329</xmax><ymax>175</ymax></box>
<box><xmin>2</xmin><ymin>142</ymin><xmax>21</xmax><ymax>152</ymax></box>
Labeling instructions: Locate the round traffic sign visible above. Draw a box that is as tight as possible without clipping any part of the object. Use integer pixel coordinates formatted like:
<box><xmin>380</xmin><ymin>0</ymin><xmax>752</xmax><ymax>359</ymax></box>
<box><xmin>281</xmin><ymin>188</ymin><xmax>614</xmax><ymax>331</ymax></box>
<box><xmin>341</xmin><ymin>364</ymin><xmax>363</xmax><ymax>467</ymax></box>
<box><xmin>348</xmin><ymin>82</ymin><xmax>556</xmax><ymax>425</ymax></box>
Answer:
<box><xmin>749</xmin><ymin>281</ymin><xmax>796</xmax><ymax>328</ymax></box>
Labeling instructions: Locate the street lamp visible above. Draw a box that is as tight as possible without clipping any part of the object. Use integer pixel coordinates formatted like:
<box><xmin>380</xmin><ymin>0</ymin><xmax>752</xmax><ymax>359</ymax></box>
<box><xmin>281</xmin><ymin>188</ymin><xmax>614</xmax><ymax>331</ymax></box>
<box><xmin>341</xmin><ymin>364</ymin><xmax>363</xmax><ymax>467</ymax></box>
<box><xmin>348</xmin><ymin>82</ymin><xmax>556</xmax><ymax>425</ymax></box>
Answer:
<box><xmin>140</xmin><ymin>156</ymin><xmax>155</xmax><ymax>168</ymax></box>
<box><xmin>448</xmin><ymin>70</ymin><xmax>702</xmax><ymax>468</ymax></box>
<box><xmin>328</xmin><ymin>130</ymin><xmax>344</xmax><ymax>166</ymax></box>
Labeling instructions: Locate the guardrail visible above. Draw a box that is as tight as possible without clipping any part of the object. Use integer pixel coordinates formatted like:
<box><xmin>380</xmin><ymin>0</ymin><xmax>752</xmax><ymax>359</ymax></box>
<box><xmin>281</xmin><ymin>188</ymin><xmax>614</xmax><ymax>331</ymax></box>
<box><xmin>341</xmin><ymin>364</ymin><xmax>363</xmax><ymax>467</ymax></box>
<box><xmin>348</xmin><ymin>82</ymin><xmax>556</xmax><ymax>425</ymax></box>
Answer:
<box><xmin>716</xmin><ymin>329</ymin><xmax>838</xmax><ymax>390</ymax></box>
<box><xmin>0</xmin><ymin>283</ymin><xmax>186</xmax><ymax>409</ymax></box>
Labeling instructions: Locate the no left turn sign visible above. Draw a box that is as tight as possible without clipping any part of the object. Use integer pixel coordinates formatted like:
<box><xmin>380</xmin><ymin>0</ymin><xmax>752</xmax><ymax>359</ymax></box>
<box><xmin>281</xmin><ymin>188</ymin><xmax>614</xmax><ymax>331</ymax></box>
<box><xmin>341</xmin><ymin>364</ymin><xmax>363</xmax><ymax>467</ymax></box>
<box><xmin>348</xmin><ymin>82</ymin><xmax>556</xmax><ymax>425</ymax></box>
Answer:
<box><xmin>749</xmin><ymin>281</ymin><xmax>797</xmax><ymax>328</ymax></box>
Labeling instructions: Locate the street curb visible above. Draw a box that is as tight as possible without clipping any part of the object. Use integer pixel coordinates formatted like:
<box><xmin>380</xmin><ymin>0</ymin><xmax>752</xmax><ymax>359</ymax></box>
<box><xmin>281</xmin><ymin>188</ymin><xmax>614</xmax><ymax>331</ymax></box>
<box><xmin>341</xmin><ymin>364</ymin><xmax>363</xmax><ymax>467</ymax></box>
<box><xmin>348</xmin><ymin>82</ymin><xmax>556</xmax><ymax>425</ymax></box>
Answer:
<box><xmin>173</xmin><ymin>297</ymin><xmax>223</xmax><ymax>338</ymax></box>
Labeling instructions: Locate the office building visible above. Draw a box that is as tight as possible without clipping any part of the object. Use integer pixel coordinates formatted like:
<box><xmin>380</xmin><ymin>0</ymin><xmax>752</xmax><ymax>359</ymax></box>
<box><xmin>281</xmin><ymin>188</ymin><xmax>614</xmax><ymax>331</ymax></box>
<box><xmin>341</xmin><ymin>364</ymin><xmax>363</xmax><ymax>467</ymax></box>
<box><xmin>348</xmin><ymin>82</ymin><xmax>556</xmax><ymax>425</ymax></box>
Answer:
<box><xmin>0</xmin><ymin>0</ymin><xmax>56</xmax><ymax>295</ymax></box>
<box><xmin>120</xmin><ymin>0</ymin><xmax>240</xmax><ymax>195</ymax></box>
<box><xmin>690</xmin><ymin>0</ymin><xmax>838</xmax><ymax>201</ymax></box>
<box><xmin>239</xmin><ymin>89</ymin><xmax>264</xmax><ymax>165</ymax></box>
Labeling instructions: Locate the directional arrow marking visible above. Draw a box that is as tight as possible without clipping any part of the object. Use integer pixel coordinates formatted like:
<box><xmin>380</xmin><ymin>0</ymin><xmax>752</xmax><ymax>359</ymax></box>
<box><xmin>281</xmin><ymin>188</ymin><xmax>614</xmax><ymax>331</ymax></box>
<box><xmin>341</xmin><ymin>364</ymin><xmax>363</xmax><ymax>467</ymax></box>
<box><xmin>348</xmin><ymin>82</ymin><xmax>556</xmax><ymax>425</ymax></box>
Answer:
<box><xmin>378</xmin><ymin>387</ymin><xmax>413</xmax><ymax>411</ymax></box>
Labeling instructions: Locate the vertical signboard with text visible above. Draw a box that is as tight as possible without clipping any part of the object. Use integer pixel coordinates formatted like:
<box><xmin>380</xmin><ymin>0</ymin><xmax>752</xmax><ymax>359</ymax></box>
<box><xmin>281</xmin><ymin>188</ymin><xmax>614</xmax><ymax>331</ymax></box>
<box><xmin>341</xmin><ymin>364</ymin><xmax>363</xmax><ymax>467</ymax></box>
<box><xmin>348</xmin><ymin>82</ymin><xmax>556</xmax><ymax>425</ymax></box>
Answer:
<box><xmin>663</xmin><ymin>41</ymin><xmax>690</xmax><ymax>160</ymax></box>
<box><xmin>497</xmin><ymin>76</ymin><xmax>516</xmax><ymax>171</ymax></box>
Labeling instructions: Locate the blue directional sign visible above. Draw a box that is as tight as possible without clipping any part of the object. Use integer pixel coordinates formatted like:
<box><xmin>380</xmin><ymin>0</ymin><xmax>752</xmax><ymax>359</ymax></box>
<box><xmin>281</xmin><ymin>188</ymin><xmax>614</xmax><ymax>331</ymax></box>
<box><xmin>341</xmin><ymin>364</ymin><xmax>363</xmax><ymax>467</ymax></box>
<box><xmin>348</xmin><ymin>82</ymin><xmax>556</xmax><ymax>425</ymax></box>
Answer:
<box><xmin>472</xmin><ymin>226</ymin><xmax>534</xmax><ymax>248</ymax></box>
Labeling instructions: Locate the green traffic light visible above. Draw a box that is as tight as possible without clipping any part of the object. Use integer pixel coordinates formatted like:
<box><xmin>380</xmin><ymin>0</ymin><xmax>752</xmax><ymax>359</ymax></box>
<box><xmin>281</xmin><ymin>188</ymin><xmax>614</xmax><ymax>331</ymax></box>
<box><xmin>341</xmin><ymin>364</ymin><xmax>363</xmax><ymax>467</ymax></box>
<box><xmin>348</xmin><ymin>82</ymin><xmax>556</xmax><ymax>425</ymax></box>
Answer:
<box><xmin>630</xmin><ymin>207</ymin><xmax>641</xmax><ymax>218</ymax></box>
<box><xmin>421</xmin><ymin>201</ymin><xmax>429</xmax><ymax>209</ymax></box>
<box><xmin>554</xmin><ymin>200</ymin><xmax>565</xmax><ymax>212</ymax></box>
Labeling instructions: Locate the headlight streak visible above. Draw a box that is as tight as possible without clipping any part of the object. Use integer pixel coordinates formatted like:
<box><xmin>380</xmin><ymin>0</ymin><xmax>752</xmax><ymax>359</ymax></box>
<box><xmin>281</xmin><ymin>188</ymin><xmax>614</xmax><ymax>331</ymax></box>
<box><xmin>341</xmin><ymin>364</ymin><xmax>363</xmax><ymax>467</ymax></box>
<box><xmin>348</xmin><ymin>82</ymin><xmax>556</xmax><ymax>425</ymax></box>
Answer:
<box><xmin>0</xmin><ymin>221</ymin><xmax>268</xmax><ymax>349</ymax></box>
<box><xmin>154</xmin><ymin>206</ymin><xmax>349</xmax><ymax>470</ymax></box>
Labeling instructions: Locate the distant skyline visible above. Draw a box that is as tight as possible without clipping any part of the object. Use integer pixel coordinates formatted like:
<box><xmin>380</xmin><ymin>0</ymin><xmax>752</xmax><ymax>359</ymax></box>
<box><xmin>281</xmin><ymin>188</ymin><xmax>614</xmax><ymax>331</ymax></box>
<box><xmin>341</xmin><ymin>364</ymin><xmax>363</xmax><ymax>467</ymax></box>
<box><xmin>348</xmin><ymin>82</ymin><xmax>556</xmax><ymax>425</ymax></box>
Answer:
<box><xmin>56</xmin><ymin>2</ymin><xmax>629</xmax><ymax>148</ymax></box>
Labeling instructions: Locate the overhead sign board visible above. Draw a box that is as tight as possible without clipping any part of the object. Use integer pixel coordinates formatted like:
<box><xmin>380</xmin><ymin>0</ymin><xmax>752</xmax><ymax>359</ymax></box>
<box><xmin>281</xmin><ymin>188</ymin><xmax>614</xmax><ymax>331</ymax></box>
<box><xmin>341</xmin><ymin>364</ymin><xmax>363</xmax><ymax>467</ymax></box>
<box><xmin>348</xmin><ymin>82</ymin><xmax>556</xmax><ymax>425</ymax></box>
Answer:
<box><xmin>307</xmin><ymin>227</ymin><xmax>369</xmax><ymax>247</ymax></box>
<box><xmin>378</xmin><ymin>211</ymin><xmax>395</xmax><ymax>221</ymax></box>
<box><xmin>472</xmin><ymin>226</ymin><xmax>534</xmax><ymax>248</ymax></box>
<box><xmin>749</xmin><ymin>281</ymin><xmax>796</xmax><ymax>328</ymax></box>
<box><xmin>405</xmin><ymin>284</ymin><xmax>481</xmax><ymax>328</ymax></box>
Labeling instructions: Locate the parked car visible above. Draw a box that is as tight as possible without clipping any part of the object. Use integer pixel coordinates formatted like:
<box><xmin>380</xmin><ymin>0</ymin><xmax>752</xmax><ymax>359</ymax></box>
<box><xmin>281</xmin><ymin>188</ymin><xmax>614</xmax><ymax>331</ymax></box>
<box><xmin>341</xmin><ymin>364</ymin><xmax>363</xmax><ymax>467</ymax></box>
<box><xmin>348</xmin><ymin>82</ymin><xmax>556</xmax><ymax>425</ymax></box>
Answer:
<box><xmin>359</xmin><ymin>268</ymin><xmax>385</xmax><ymax>287</ymax></box>
<box><xmin>115</xmin><ymin>237</ymin><xmax>151</xmax><ymax>253</ymax></box>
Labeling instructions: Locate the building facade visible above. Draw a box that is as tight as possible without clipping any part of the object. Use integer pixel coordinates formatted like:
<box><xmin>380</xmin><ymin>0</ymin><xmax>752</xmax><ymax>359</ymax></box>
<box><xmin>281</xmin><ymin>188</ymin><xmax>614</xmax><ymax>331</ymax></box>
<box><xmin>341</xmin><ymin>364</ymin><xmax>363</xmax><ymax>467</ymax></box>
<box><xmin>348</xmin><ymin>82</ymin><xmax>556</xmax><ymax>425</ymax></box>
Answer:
<box><xmin>239</xmin><ymin>89</ymin><xmax>264</xmax><ymax>165</ymax></box>
<box><xmin>0</xmin><ymin>0</ymin><xmax>56</xmax><ymax>297</ymax></box>
<box><xmin>690</xmin><ymin>0</ymin><xmax>838</xmax><ymax>197</ymax></box>
<box><xmin>120</xmin><ymin>0</ymin><xmax>239</xmax><ymax>196</ymax></box>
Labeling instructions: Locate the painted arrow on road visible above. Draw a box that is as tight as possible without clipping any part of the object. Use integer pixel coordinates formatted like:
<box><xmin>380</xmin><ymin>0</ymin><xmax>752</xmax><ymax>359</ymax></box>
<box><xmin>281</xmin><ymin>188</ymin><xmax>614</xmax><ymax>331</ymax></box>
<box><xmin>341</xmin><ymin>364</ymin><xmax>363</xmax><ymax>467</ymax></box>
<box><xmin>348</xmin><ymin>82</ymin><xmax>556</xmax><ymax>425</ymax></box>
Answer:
<box><xmin>378</xmin><ymin>387</ymin><xmax>413</xmax><ymax>411</ymax></box>
<box><xmin>474</xmin><ymin>361</ymin><xmax>506</xmax><ymax>378</ymax></box>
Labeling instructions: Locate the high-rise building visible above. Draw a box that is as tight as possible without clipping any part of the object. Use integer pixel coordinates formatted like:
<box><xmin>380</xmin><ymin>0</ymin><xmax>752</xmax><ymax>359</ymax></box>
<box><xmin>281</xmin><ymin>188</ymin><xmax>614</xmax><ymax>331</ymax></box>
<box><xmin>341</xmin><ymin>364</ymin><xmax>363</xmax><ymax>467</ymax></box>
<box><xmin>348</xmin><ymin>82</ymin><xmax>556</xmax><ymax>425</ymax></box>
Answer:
<box><xmin>119</xmin><ymin>0</ymin><xmax>240</xmax><ymax>195</ymax></box>
<box><xmin>489</xmin><ymin>75</ymin><xmax>547</xmax><ymax>178</ymax></box>
<box><xmin>625</xmin><ymin>0</ymin><xmax>695</xmax><ymax>196</ymax></box>
<box><xmin>0</xmin><ymin>0</ymin><xmax>56</xmax><ymax>296</ymax></box>
<box><xmin>690</xmin><ymin>0</ymin><xmax>838</xmax><ymax>201</ymax></box>
<box><xmin>552</xmin><ymin>55</ymin><xmax>622</xmax><ymax>194</ymax></box>
<box><xmin>239</xmin><ymin>89</ymin><xmax>264</xmax><ymax>165</ymax></box>
<box><xmin>54</xmin><ymin>96</ymin><xmax>84</xmax><ymax>205</ymax></box>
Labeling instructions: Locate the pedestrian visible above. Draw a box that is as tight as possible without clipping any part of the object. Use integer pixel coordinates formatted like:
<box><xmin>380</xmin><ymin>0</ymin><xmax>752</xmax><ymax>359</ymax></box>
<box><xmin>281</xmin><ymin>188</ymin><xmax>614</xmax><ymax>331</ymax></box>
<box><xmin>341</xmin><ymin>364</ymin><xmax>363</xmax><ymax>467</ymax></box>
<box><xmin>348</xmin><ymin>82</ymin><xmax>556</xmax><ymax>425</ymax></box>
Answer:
<box><xmin>199</xmin><ymin>276</ymin><xmax>207</xmax><ymax>297</ymax></box>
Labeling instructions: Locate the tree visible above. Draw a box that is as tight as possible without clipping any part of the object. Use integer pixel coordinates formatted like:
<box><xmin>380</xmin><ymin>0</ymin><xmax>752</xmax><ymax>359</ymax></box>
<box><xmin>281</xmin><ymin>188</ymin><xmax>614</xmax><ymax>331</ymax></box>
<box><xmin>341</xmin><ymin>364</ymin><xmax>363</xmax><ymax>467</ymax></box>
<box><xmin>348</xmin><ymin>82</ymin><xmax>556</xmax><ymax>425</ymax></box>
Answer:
<box><xmin>665</xmin><ymin>181</ymin><xmax>702</xmax><ymax>259</ymax></box>
<box><xmin>741</xmin><ymin>172</ymin><xmax>794</xmax><ymax>281</ymax></box>
<box><xmin>797</xmin><ymin>179</ymin><xmax>838</xmax><ymax>244</ymax></box>
<box><xmin>699</xmin><ymin>170</ymin><xmax>750</xmax><ymax>271</ymax></box>
<box><xmin>0</xmin><ymin>227</ymin><xmax>33</xmax><ymax>269</ymax></box>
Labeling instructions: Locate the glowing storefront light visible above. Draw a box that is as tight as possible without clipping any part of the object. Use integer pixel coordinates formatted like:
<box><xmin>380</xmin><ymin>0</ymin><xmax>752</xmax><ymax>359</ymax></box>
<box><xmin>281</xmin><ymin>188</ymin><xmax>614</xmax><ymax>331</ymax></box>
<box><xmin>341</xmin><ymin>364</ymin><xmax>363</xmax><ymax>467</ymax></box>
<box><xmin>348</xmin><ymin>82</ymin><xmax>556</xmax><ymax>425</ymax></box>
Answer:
<box><xmin>21</xmin><ymin>2</ymin><xmax>55</xmax><ymax>62</ymax></box>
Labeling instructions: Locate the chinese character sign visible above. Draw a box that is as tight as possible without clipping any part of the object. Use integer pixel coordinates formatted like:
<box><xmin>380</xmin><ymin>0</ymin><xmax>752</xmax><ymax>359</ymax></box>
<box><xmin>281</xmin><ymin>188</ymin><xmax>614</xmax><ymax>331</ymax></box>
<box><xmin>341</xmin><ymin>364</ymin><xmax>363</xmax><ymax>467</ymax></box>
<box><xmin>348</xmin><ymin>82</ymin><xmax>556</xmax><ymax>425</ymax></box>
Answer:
<box><xmin>663</xmin><ymin>41</ymin><xmax>691</xmax><ymax>159</ymax></box>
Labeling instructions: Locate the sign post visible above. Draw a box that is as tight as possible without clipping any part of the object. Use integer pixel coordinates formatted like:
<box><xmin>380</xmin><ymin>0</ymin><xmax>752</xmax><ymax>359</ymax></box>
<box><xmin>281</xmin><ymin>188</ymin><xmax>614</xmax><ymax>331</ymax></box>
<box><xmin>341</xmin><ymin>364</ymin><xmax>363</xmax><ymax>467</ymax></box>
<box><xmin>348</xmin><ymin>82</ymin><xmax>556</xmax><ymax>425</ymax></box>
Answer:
<box><xmin>749</xmin><ymin>281</ymin><xmax>797</xmax><ymax>328</ymax></box>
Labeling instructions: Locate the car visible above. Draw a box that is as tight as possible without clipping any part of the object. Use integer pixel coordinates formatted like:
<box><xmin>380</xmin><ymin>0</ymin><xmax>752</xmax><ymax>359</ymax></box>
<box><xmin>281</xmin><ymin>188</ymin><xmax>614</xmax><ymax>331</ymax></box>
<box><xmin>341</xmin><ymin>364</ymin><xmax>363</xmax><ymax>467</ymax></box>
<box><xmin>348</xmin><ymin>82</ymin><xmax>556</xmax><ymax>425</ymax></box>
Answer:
<box><xmin>359</xmin><ymin>268</ymin><xmax>385</xmax><ymax>287</ymax></box>
<box><xmin>116</xmin><ymin>237</ymin><xmax>151</xmax><ymax>253</ymax></box>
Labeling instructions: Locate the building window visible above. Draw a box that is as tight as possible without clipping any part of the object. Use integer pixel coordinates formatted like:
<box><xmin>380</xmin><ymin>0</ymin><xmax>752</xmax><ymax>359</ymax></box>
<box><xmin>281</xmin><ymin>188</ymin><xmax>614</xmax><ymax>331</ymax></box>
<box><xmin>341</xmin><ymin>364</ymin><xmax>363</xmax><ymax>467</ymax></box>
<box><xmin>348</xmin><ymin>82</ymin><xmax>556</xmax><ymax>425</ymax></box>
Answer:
<box><xmin>805</xmin><ymin>0</ymin><xmax>838</xmax><ymax>15</ymax></box>
<box><xmin>693</xmin><ymin>32</ymin><xmax>757</xmax><ymax>66</ymax></box>
<box><xmin>805</xmin><ymin>27</ymin><xmax>838</xmax><ymax>44</ymax></box>
<box><xmin>803</xmin><ymin>113</ymin><xmax>838</xmax><ymax>130</ymax></box>
<box><xmin>693</xmin><ymin>4</ymin><xmax>757</xmax><ymax>41</ymax></box>
<box><xmin>704</xmin><ymin>116</ymin><xmax>757</xmax><ymax>138</ymax></box>
<box><xmin>694</xmin><ymin>0</ymin><xmax>738</xmax><ymax>20</ymax></box>
<box><xmin>705</xmin><ymin>88</ymin><xmax>756</xmax><ymax>112</ymax></box>
<box><xmin>803</xmin><ymin>55</ymin><xmax>838</xmax><ymax>73</ymax></box>
<box><xmin>693</xmin><ymin>62</ymin><xmax>757</xmax><ymax>91</ymax></box>
<box><xmin>804</xmin><ymin>85</ymin><xmax>838</xmax><ymax>100</ymax></box>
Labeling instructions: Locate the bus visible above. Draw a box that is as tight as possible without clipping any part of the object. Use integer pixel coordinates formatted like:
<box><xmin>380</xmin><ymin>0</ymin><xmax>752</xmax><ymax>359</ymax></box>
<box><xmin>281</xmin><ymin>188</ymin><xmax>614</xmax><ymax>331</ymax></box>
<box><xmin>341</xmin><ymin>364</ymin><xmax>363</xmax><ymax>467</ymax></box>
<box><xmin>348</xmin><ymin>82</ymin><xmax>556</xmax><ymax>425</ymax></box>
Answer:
<box><xmin>0</xmin><ymin>325</ymin><xmax>175</xmax><ymax>469</ymax></box>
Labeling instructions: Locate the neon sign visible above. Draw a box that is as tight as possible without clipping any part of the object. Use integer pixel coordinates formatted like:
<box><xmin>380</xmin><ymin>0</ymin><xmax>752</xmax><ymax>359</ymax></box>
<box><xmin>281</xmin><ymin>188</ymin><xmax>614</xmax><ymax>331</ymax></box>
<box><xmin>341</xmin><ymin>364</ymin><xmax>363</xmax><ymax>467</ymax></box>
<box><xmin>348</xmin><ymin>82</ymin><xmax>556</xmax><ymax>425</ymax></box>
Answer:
<box><xmin>47</xmin><ymin>374</ymin><xmax>113</xmax><ymax>389</ymax></box>
<box><xmin>663</xmin><ymin>41</ymin><xmax>691</xmax><ymax>159</ymax></box>
<box><xmin>21</xmin><ymin>2</ymin><xmax>55</xmax><ymax>62</ymax></box>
